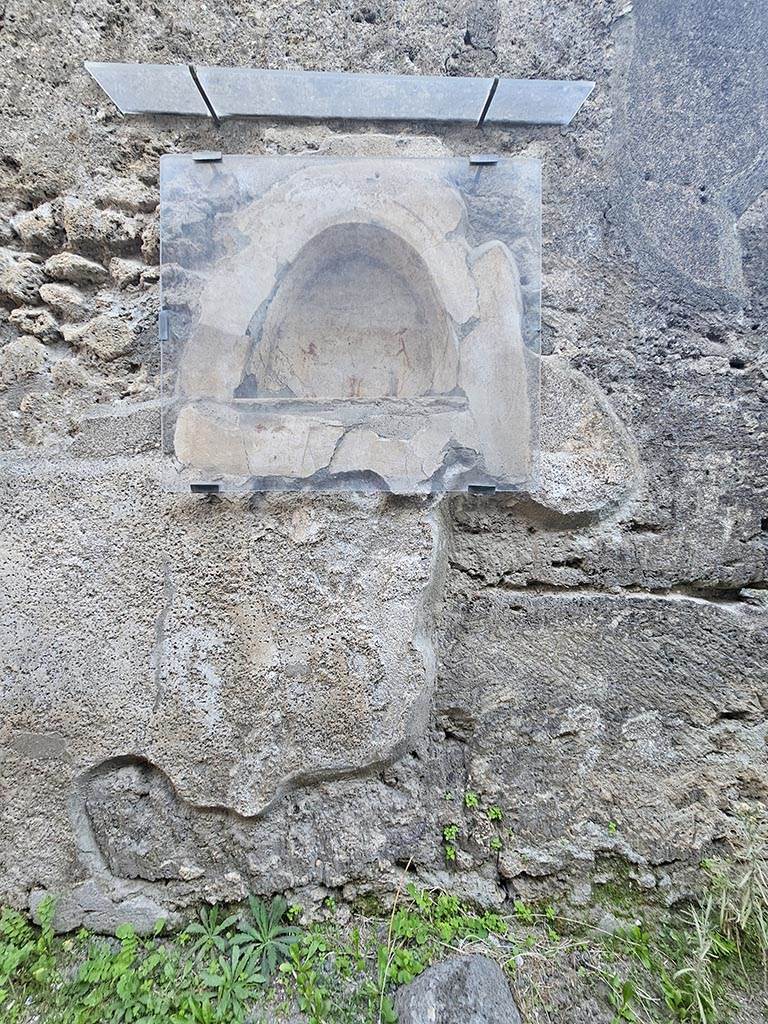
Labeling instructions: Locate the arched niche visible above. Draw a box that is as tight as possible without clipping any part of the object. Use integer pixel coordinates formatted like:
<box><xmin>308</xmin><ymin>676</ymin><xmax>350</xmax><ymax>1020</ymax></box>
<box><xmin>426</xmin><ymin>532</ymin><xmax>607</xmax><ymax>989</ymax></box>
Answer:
<box><xmin>238</xmin><ymin>222</ymin><xmax>459</xmax><ymax>400</ymax></box>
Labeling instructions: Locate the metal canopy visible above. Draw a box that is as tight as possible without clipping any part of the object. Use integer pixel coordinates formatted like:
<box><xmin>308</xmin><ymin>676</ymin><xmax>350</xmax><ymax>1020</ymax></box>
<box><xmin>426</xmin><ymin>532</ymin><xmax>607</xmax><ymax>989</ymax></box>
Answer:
<box><xmin>84</xmin><ymin>62</ymin><xmax>210</xmax><ymax>116</ymax></box>
<box><xmin>485</xmin><ymin>78</ymin><xmax>595</xmax><ymax>126</ymax></box>
<box><xmin>195</xmin><ymin>66</ymin><xmax>493</xmax><ymax>123</ymax></box>
<box><xmin>85</xmin><ymin>63</ymin><xmax>594</xmax><ymax>126</ymax></box>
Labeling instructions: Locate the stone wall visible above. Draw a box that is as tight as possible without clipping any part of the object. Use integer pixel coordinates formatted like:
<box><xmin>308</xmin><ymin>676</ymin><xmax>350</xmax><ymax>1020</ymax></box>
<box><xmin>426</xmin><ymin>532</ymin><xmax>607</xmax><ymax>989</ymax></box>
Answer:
<box><xmin>0</xmin><ymin>0</ymin><xmax>766</xmax><ymax>932</ymax></box>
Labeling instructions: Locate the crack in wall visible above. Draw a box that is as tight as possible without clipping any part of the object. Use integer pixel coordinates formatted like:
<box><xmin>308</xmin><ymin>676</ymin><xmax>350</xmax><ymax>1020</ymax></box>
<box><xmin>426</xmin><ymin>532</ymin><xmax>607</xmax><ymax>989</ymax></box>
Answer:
<box><xmin>491</xmin><ymin>579</ymin><xmax>768</xmax><ymax>613</ymax></box>
<box><xmin>410</xmin><ymin>496</ymin><xmax>452</xmax><ymax>739</ymax></box>
<box><xmin>151</xmin><ymin>561</ymin><xmax>175</xmax><ymax>712</ymax></box>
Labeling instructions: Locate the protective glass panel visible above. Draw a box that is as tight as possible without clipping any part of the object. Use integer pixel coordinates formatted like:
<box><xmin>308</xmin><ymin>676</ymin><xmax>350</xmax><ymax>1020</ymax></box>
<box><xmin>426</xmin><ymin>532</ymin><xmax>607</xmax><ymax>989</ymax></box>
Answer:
<box><xmin>160</xmin><ymin>155</ymin><xmax>540</xmax><ymax>494</ymax></box>
<box><xmin>195</xmin><ymin>67</ymin><xmax>493</xmax><ymax>123</ymax></box>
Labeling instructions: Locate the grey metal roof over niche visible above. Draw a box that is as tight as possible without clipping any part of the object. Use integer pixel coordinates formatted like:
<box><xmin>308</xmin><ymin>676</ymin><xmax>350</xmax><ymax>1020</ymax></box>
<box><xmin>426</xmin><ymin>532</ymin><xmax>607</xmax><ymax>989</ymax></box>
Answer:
<box><xmin>84</xmin><ymin>63</ymin><xmax>594</xmax><ymax>127</ymax></box>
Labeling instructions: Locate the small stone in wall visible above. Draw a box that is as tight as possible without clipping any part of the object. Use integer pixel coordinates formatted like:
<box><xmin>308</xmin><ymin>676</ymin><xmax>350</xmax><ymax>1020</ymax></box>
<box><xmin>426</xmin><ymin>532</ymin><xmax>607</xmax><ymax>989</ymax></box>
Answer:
<box><xmin>109</xmin><ymin>257</ymin><xmax>144</xmax><ymax>289</ymax></box>
<box><xmin>61</xmin><ymin>197</ymin><xmax>143</xmax><ymax>256</ymax></box>
<box><xmin>395</xmin><ymin>955</ymin><xmax>522</xmax><ymax>1024</ymax></box>
<box><xmin>39</xmin><ymin>282</ymin><xmax>89</xmax><ymax>322</ymax></box>
<box><xmin>29</xmin><ymin>881</ymin><xmax>170</xmax><ymax>937</ymax></box>
<box><xmin>140</xmin><ymin>266</ymin><xmax>160</xmax><ymax>286</ymax></box>
<box><xmin>10</xmin><ymin>202</ymin><xmax>61</xmax><ymax>251</ymax></box>
<box><xmin>8</xmin><ymin>306</ymin><xmax>61</xmax><ymax>342</ymax></box>
<box><xmin>96</xmin><ymin>177</ymin><xmax>158</xmax><ymax>214</ymax></box>
<box><xmin>77</xmin><ymin>314</ymin><xmax>135</xmax><ymax>361</ymax></box>
<box><xmin>0</xmin><ymin>335</ymin><xmax>48</xmax><ymax>388</ymax></box>
<box><xmin>0</xmin><ymin>201</ymin><xmax>16</xmax><ymax>245</ymax></box>
<box><xmin>44</xmin><ymin>252</ymin><xmax>108</xmax><ymax>285</ymax></box>
<box><xmin>0</xmin><ymin>251</ymin><xmax>45</xmax><ymax>307</ymax></box>
<box><xmin>50</xmin><ymin>358</ymin><xmax>91</xmax><ymax>390</ymax></box>
<box><xmin>140</xmin><ymin>217</ymin><xmax>159</xmax><ymax>264</ymax></box>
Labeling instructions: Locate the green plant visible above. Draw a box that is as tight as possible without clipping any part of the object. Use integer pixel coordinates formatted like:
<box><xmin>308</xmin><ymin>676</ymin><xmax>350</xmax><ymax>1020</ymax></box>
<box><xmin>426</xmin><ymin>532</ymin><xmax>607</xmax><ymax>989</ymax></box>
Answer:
<box><xmin>202</xmin><ymin>944</ymin><xmax>265</xmax><ymax>1021</ymax></box>
<box><xmin>373</xmin><ymin>946</ymin><xmax>399</xmax><ymax>1023</ymax></box>
<box><xmin>605</xmin><ymin>972</ymin><xmax>640</xmax><ymax>1023</ymax></box>
<box><xmin>464</xmin><ymin>791</ymin><xmax>479</xmax><ymax>809</ymax></box>
<box><xmin>280</xmin><ymin>934</ymin><xmax>333</xmax><ymax>1024</ymax></box>
<box><xmin>0</xmin><ymin>898</ymin><xmax>58</xmax><ymax>1016</ymax></box>
<box><xmin>69</xmin><ymin>923</ymin><xmax>165</xmax><ymax>1023</ymax></box>
<box><xmin>487</xmin><ymin>805</ymin><xmax>503</xmax><ymax>822</ymax></box>
<box><xmin>513</xmin><ymin>899</ymin><xmax>536</xmax><ymax>926</ymax></box>
<box><xmin>234</xmin><ymin>895</ymin><xmax>300</xmax><ymax>979</ymax></box>
<box><xmin>665</xmin><ymin>901</ymin><xmax>736</xmax><ymax>1024</ymax></box>
<box><xmin>705</xmin><ymin>809</ymin><xmax>768</xmax><ymax>971</ymax></box>
<box><xmin>616</xmin><ymin>923</ymin><xmax>655</xmax><ymax>972</ymax></box>
<box><xmin>186</xmin><ymin>905</ymin><xmax>239</xmax><ymax>958</ymax></box>
<box><xmin>443</xmin><ymin>824</ymin><xmax>459</xmax><ymax>862</ymax></box>
<box><xmin>180</xmin><ymin>995</ymin><xmax>217</xmax><ymax>1023</ymax></box>
<box><xmin>5</xmin><ymin>850</ymin><xmax>768</xmax><ymax>1024</ymax></box>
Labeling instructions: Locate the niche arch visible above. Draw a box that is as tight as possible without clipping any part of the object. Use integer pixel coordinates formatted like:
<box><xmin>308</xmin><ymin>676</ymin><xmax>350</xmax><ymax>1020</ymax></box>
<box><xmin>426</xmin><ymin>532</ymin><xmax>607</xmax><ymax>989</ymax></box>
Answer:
<box><xmin>240</xmin><ymin>221</ymin><xmax>459</xmax><ymax>401</ymax></box>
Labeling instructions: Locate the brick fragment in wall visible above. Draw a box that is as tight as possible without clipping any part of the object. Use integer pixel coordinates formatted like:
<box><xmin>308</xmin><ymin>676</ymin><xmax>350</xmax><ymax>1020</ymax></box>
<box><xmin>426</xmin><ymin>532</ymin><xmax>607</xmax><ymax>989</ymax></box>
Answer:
<box><xmin>140</xmin><ymin>217</ymin><xmax>159</xmax><ymax>264</ymax></box>
<box><xmin>60</xmin><ymin>198</ymin><xmax>144</xmax><ymax>258</ymax></box>
<box><xmin>96</xmin><ymin>178</ymin><xmax>158</xmax><ymax>214</ymax></box>
<box><xmin>71</xmin><ymin>314</ymin><xmax>135</xmax><ymax>361</ymax></box>
<box><xmin>10</xmin><ymin>202</ymin><xmax>62</xmax><ymax>251</ymax></box>
<box><xmin>0</xmin><ymin>335</ymin><xmax>47</xmax><ymax>388</ymax></box>
<box><xmin>109</xmin><ymin>258</ymin><xmax>144</xmax><ymax>289</ymax></box>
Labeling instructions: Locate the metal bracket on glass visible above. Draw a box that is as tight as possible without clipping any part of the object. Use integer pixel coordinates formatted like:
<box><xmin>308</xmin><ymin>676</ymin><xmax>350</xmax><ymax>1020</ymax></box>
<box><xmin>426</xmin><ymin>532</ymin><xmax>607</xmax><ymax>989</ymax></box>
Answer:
<box><xmin>190</xmin><ymin>483</ymin><xmax>221</xmax><ymax>495</ymax></box>
<box><xmin>469</xmin><ymin>154</ymin><xmax>500</xmax><ymax>165</ymax></box>
<box><xmin>192</xmin><ymin>151</ymin><xmax>223</xmax><ymax>163</ymax></box>
<box><xmin>158</xmin><ymin>309</ymin><xmax>170</xmax><ymax>341</ymax></box>
<box><xmin>85</xmin><ymin>63</ymin><xmax>594</xmax><ymax>127</ymax></box>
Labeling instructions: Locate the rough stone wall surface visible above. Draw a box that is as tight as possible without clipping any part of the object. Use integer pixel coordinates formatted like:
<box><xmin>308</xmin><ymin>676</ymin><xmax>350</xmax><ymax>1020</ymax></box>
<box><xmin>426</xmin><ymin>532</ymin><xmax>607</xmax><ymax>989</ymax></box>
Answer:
<box><xmin>0</xmin><ymin>0</ymin><xmax>766</xmax><ymax>933</ymax></box>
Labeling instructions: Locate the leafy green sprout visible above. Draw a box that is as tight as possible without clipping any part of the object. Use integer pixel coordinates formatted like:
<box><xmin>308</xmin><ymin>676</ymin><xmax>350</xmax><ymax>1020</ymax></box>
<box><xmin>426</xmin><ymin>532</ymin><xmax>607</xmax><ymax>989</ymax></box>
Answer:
<box><xmin>280</xmin><ymin>932</ymin><xmax>334</xmax><ymax>1024</ymax></box>
<box><xmin>234</xmin><ymin>895</ymin><xmax>301</xmax><ymax>979</ymax></box>
<box><xmin>605</xmin><ymin>972</ymin><xmax>640</xmax><ymax>1023</ymax></box>
<box><xmin>185</xmin><ymin>904</ymin><xmax>239</xmax><ymax>957</ymax></box>
<box><xmin>442</xmin><ymin>824</ymin><xmax>460</xmax><ymax>862</ymax></box>
<box><xmin>202</xmin><ymin>944</ymin><xmax>265</xmax><ymax>1020</ymax></box>
<box><xmin>464</xmin><ymin>791</ymin><xmax>480</xmax><ymax>809</ymax></box>
<box><xmin>513</xmin><ymin>899</ymin><xmax>536</xmax><ymax>926</ymax></box>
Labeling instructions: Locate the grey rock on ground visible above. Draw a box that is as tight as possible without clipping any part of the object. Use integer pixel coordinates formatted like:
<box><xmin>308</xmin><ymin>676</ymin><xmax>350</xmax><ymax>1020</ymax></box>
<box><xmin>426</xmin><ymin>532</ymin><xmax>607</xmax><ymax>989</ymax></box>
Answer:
<box><xmin>395</xmin><ymin>955</ymin><xmax>521</xmax><ymax>1024</ymax></box>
